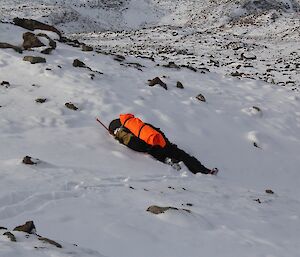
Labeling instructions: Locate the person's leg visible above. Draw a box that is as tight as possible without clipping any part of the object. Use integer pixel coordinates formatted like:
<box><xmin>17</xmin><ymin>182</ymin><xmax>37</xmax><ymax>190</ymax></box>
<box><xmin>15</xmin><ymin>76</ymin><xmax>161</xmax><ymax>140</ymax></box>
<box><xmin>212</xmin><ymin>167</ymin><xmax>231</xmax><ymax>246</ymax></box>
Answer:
<box><xmin>165</xmin><ymin>144</ymin><xmax>211</xmax><ymax>174</ymax></box>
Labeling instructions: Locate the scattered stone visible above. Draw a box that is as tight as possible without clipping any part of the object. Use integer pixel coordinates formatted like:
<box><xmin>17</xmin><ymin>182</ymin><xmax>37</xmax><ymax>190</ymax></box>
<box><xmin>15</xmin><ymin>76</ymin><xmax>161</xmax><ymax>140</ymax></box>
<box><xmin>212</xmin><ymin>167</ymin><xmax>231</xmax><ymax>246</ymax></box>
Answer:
<box><xmin>41</xmin><ymin>48</ymin><xmax>54</xmax><ymax>55</ymax></box>
<box><xmin>13</xmin><ymin>221</ymin><xmax>36</xmax><ymax>234</ymax></box>
<box><xmin>231</xmin><ymin>71</ymin><xmax>244</xmax><ymax>77</ymax></box>
<box><xmin>0</xmin><ymin>42</ymin><xmax>23</xmax><ymax>53</ymax></box>
<box><xmin>3</xmin><ymin>232</ymin><xmax>16</xmax><ymax>242</ymax></box>
<box><xmin>181</xmin><ymin>64</ymin><xmax>197</xmax><ymax>72</ymax></box>
<box><xmin>252</xmin><ymin>106</ymin><xmax>261</xmax><ymax>112</ymax></box>
<box><xmin>23</xmin><ymin>56</ymin><xmax>46</xmax><ymax>64</ymax></box>
<box><xmin>22</xmin><ymin>32</ymin><xmax>45</xmax><ymax>50</ymax></box>
<box><xmin>146</xmin><ymin>205</ymin><xmax>191</xmax><ymax>215</ymax></box>
<box><xmin>129</xmin><ymin>186</ymin><xmax>135</xmax><ymax>190</ymax></box>
<box><xmin>114</xmin><ymin>54</ymin><xmax>125</xmax><ymax>62</ymax></box>
<box><xmin>254</xmin><ymin>198</ymin><xmax>262</xmax><ymax>204</ymax></box>
<box><xmin>36</xmin><ymin>33</ymin><xmax>57</xmax><ymax>49</ymax></box>
<box><xmin>82</xmin><ymin>45</ymin><xmax>93</xmax><ymax>52</ymax></box>
<box><xmin>240</xmin><ymin>53</ymin><xmax>257</xmax><ymax>60</ymax></box>
<box><xmin>265</xmin><ymin>189</ymin><xmax>274</xmax><ymax>194</ymax></box>
<box><xmin>0</xmin><ymin>227</ymin><xmax>7</xmax><ymax>230</ymax></box>
<box><xmin>65</xmin><ymin>102</ymin><xmax>78</xmax><ymax>111</ymax></box>
<box><xmin>253</xmin><ymin>142</ymin><xmax>261</xmax><ymax>148</ymax></box>
<box><xmin>186</xmin><ymin>203</ymin><xmax>193</xmax><ymax>206</ymax></box>
<box><xmin>13</xmin><ymin>18</ymin><xmax>61</xmax><ymax>38</ymax></box>
<box><xmin>148</xmin><ymin>77</ymin><xmax>167</xmax><ymax>90</ymax></box>
<box><xmin>1</xmin><ymin>81</ymin><xmax>10</xmax><ymax>88</ymax></box>
<box><xmin>22</xmin><ymin>156</ymin><xmax>38</xmax><ymax>165</ymax></box>
<box><xmin>163</xmin><ymin>61</ymin><xmax>180</xmax><ymax>69</ymax></box>
<box><xmin>35</xmin><ymin>98</ymin><xmax>47</xmax><ymax>103</ymax></box>
<box><xmin>38</xmin><ymin>237</ymin><xmax>62</xmax><ymax>248</ymax></box>
<box><xmin>196</xmin><ymin>93</ymin><xmax>206</xmax><ymax>102</ymax></box>
<box><xmin>60</xmin><ymin>37</ymin><xmax>80</xmax><ymax>47</ymax></box>
<box><xmin>168</xmin><ymin>186</ymin><xmax>175</xmax><ymax>190</ymax></box>
<box><xmin>176</xmin><ymin>81</ymin><xmax>184</xmax><ymax>89</ymax></box>
<box><xmin>73</xmin><ymin>59</ymin><xmax>86</xmax><ymax>68</ymax></box>
<box><xmin>147</xmin><ymin>205</ymin><xmax>178</xmax><ymax>214</ymax></box>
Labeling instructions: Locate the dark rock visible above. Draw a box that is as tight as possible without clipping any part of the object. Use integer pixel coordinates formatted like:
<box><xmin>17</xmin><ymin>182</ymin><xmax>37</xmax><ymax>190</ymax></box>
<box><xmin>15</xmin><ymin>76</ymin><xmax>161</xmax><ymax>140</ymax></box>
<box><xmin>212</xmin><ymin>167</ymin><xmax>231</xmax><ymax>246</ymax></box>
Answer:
<box><xmin>1</xmin><ymin>81</ymin><xmax>10</xmax><ymax>88</ymax></box>
<box><xmin>254</xmin><ymin>198</ymin><xmax>261</xmax><ymax>204</ymax></box>
<box><xmin>38</xmin><ymin>237</ymin><xmax>62</xmax><ymax>248</ymax></box>
<box><xmin>23</xmin><ymin>32</ymin><xmax>45</xmax><ymax>50</ymax></box>
<box><xmin>36</xmin><ymin>33</ymin><xmax>56</xmax><ymax>49</ymax></box>
<box><xmin>41</xmin><ymin>48</ymin><xmax>54</xmax><ymax>55</ymax></box>
<box><xmin>176</xmin><ymin>81</ymin><xmax>184</xmax><ymax>89</ymax></box>
<box><xmin>73</xmin><ymin>59</ymin><xmax>86</xmax><ymax>68</ymax></box>
<box><xmin>0</xmin><ymin>227</ymin><xmax>7</xmax><ymax>230</ymax></box>
<box><xmin>231</xmin><ymin>71</ymin><xmax>244</xmax><ymax>77</ymax></box>
<box><xmin>60</xmin><ymin>37</ymin><xmax>80</xmax><ymax>47</ymax></box>
<box><xmin>13</xmin><ymin>18</ymin><xmax>61</xmax><ymax>38</ymax></box>
<box><xmin>240</xmin><ymin>53</ymin><xmax>257</xmax><ymax>60</ymax></box>
<box><xmin>22</xmin><ymin>156</ymin><xmax>38</xmax><ymax>165</ymax></box>
<box><xmin>147</xmin><ymin>205</ymin><xmax>178</xmax><ymax>214</ymax></box>
<box><xmin>147</xmin><ymin>205</ymin><xmax>191</xmax><ymax>215</ymax></box>
<box><xmin>181</xmin><ymin>64</ymin><xmax>197</xmax><ymax>72</ymax></box>
<box><xmin>163</xmin><ymin>61</ymin><xmax>180</xmax><ymax>69</ymax></box>
<box><xmin>82</xmin><ymin>45</ymin><xmax>93</xmax><ymax>52</ymax></box>
<box><xmin>196</xmin><ymin>94</ymin><xmax>206</xmax><ymax>102</ymax></box>
<box><xmin>253</xmin><ymin>142</ymin><xmax>261</xmax><ymax>148</ymax></box>
<box><xmin>65</xmin><ymin>102</ymin><xmax>78</xmax><ymax>111</ymax></box>
<box><xmin>0</xmin><ymin>42</ymin><xmax>23</xmax><ymax>53</ymax></box>
<box><xmin>113</xmin><ymin>54</ymin><xmax>125</xmax><ymax>62</ymax></box>
<box><xmin>252</xmin><ymin>106</ymin><xmax>262</xmax><ymax>113</ymax></box>
<box><xmin>148</xmin><ymin>77</ymin><xmax>167</xmax><ymax>90</ymax></box>
<box><xmin>13</xmin><ymin>221</ymin><xmax>36</xmax><ymax>234</ymax></box>
<box><xmin>265</xmin><ymin>189</ymin><xmax>274</xmax><ymax>194</ymax></box>
<box><xmin>23</xmin><ymin>56</ymin><xmax>46</xmax><ymax>64</ymax></box>
<box><xmin>35</xmin><ymin>98</ymin><xmax>47</xmax><ymax>103</ymax></box>
<box><xmin>3</xmin><ymin>232</ymin><xmax>16</xmax><ymax>242</ymax></box>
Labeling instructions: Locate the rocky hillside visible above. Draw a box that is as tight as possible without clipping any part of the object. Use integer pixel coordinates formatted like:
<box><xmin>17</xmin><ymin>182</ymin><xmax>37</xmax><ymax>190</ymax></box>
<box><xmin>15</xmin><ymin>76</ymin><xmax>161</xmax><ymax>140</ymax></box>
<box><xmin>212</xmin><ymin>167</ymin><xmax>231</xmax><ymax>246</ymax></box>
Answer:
<box><xmin>1</xmin><ymin>14</ymin><xmax>300</xmax><ymax>257</ymax></box>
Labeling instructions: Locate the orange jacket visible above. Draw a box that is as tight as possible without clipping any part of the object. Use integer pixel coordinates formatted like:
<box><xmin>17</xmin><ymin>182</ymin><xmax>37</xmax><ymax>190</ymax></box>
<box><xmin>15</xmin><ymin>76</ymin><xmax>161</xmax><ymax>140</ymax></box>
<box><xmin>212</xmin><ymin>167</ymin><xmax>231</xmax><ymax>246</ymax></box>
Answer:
<box><xmin>120</xmin><ymin>113</ymin><xmax>166</xmax><ymax>148</ymax></box>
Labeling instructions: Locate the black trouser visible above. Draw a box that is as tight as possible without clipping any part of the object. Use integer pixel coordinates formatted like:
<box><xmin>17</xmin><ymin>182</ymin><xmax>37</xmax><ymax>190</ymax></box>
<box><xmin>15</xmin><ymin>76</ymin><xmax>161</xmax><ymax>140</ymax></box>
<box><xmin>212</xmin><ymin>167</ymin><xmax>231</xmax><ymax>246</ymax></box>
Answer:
<box><xmin>148</xmin><ymin>143</ymin><xmax>210</xmax><ymax>174</ymax></box>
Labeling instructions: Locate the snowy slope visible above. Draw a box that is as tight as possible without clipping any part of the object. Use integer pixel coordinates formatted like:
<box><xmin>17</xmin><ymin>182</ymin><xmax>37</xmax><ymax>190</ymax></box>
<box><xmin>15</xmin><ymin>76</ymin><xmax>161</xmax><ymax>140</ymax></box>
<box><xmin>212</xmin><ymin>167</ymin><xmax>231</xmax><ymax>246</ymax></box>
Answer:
<box><xmin>1</xmin><ymin>22</ymin><xmax>300</xmax><ymax>257</ymax></box>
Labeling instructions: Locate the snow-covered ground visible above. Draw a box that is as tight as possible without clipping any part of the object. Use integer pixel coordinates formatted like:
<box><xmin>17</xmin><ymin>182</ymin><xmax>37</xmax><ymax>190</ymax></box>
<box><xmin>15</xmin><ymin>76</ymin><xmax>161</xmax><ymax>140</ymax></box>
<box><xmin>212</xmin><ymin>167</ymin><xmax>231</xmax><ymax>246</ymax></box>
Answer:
<box><xmin>1</xmin><ymin>20</ymin><xmax>300</xmax><ymax>257</ymax></box>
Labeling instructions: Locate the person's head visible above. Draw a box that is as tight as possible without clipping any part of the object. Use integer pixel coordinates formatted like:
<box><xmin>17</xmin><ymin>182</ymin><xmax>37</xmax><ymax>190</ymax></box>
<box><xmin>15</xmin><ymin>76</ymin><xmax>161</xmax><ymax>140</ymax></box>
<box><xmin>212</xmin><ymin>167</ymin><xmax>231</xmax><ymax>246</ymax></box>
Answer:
<box><xmin>109</xmin><ymin>118</ymin><xmax>122</xmax><ymax>134</ymax></box>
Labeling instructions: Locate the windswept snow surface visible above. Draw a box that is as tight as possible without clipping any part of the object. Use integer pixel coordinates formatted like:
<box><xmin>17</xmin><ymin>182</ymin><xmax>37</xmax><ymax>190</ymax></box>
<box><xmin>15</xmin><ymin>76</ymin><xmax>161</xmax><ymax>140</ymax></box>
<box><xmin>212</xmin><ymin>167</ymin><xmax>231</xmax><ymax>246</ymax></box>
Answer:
<box><xmin>1</xmin><ymin>23</ymin><xmax>300</xmax><ymax>257</ymax></box>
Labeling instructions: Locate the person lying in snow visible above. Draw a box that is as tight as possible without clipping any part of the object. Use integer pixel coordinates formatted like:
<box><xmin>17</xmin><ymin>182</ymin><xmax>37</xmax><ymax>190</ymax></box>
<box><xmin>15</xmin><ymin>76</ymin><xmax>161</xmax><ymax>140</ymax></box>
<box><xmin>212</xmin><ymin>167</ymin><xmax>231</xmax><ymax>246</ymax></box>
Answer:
<box><xmin>108</xmin><ymin>113</ymin><xmax>218</xmax><ymax>175</ymax></box>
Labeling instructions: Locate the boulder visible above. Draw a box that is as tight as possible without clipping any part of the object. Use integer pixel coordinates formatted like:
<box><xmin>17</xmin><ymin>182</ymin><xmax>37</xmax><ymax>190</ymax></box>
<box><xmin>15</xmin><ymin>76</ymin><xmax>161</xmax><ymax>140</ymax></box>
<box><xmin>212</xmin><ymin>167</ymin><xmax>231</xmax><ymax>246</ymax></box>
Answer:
<box><xmin>147</xmin><ymin>205</ymin><xmax>191</xmax><ymax>215</ymax></box>
<box><xmin>22</xmin><ymin>156</ymin><xmax>38</xmax><ymax>165</ymax></box>
<box><xmin>73</xmin><ymin>59</ymin><xmax>86</xmax><ymax>68</ymax></box>
<box><xmin>22</xmin><ymin>32</ymin><xmax>45</xmax><ymax>50</ymax></box>
<box><xmin>0</xmin><ymin>42</ymin><xmax>23</xmax><ymax>53</ymax></box>
<box><xmin>148</xmin><ymin>77</ymin><xmax>167</xmax><ymax>90</ymax></box>
<box><xmin>163</xmin><ymin>61</ymin><xmax>180</xmax><ymax>69</ymax></box>
<box><xmin>35</xmin><ymin>98</ymin><xmax>47</xmax><ymax>103</ymax></box>
<box><xmin>65</xmin><ymin>102</ymin><xmax>78</xmax><ymax>111</ymax></box>
<box><xmin>38</xmin><ymin>237</ymin><xmax>62</xmax><ymax>248</ymax></box>
<box><xmin>3</xmin><ymin>232</ymin><xmax>16</xmax><ymax>242</ymax></box>
<box><xmin>36</xmin><ymin>33</ymin><xmax>57</xmax><ymax>49</ymax></box>
<box><xmin>13</xmin><ymin>18</ymin><xmax>61</xmax><ymax>38</ymax></box>
<box><xmin>41</xmin><ymin>48</ymin><xmax>54</xmax><ymax>55</ymax></box>
<box><xmin>23</xmin><ymin>56</ymin><xmax>46</xmax><ymax>64</ymax></box>
<box><xmin>176</xmin><ymin>81</ymin><xmax>184</xmax><ymax>89</ymax></box>
<box><xmin>82</xmin><ymin>45</ymin><xmax>93</xmax><ymax>52</ymax></box>
<box><xmin>196</xmin><ymin>93</ymin><xmax>206</xmax><ymax>102</ymax></box>
<box><xmin>1</xmin><ymin>81</ymin><xmax>10</xmax><ymax>88</ymax></box>
<box><xmin>265</xmin><ymin>189</ymin><xmax>274</xmax><ymax>194</ymax></box>
<box><xmin>13</xmin><ymin>221</ymin><xmax>36</xmax><ymax>234</ymax></box>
